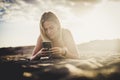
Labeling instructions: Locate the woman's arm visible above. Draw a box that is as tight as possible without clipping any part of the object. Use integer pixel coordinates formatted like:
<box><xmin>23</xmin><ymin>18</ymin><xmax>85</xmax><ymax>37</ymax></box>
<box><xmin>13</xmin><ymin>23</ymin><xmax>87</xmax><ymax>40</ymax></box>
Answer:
<box><xmin>30</xmin><ymin>35</ymin><xmax>42</xmax><ymax>60</ymax></box>
<box><xmin>63</xmin><ymin>29</ymin><xmax>80</xmax><ymax>59</ymax></box>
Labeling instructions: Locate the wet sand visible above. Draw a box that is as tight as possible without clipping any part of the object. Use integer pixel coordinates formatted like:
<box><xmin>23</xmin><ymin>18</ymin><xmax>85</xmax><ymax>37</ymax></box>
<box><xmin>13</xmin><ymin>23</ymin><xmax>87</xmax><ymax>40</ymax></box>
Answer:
<box><xmin>0</xmin><ymin>45</ymin><xmax>120</xmax><ymax>80</ymax></box>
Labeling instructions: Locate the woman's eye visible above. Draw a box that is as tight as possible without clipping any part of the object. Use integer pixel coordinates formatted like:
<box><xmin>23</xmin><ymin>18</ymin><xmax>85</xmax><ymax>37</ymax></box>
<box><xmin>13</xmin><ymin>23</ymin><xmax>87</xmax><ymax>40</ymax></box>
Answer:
<box><xmin>50</xmin><ymin>27</ymin><xmax>53</xmax><ymax>29</ymax></box>
<box><xmin>45</xmin><ymin>29</ymin><xmax>47</xmax><ymax>31</ymax></box>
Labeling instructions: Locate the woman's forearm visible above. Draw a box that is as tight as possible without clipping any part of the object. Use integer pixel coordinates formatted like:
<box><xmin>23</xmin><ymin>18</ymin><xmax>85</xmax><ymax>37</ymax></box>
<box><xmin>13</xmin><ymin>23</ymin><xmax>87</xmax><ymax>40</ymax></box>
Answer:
<box><xmin>65</xmin><ymin>51</ymin><xmax>79</xmax><ymax>59</ymax></box>
<box><xmin>62</xmin><ymin>47</ymin><xmax>79</xmax><ymax>59</ymax></box>
<box><xmin>30</xmin><ymin>51</ymin><xmax>41</xmax><ymax>60</ymax></box>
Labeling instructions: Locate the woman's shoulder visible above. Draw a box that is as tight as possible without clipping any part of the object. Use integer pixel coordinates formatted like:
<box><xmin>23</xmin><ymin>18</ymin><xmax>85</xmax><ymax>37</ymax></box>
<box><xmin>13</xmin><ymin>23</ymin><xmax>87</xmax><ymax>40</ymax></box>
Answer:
<box><xmin>37</xmin><ymin>35</ymin><xmax>43</xmax><ymax>42</ymax></box>
<box><xmin>62</xmin><ymin>28</ymin><xmax>71</xmax><ymax>33</ymax></box>
<box><xmin>62</xmin><ymin>28</ymin><xmax>71</xmax><ymax>34</ymax></box>
<box><xmin>62</xmin><ymin>28</ymin><xmax>72</xmax><ymax>39</ymax></box>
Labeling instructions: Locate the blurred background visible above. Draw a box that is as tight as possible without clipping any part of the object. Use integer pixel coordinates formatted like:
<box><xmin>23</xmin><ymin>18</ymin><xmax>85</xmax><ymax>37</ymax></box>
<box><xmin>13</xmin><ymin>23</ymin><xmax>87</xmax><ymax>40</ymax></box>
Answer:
<box><xmin>0</xmin><ymin>0</ymin><xmax>120</xmax><ymax>48</ymax></box>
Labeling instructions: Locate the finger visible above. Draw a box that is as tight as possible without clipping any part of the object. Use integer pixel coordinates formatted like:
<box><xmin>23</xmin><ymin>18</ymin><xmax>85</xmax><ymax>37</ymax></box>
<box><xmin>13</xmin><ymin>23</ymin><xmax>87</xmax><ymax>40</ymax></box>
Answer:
<box><xmin>51</xmin><ymin>49</ymin><xmax>58</xmax><ymax>52</ymax></box>
<box><xmin>52</xmin><ymin>50</ymin><xmax>59</xmax><ymax>54</ymax></box>
<box><xmin>41</xmin><ymin>48</ymin><xmax>45</xmax><ymax>51</ymax></box>
<box><xmin>45</xmin><ymin>50</ymin><xmax>53</xmax><ymax>53</ymax></box>
<box><xmin>50</xmin><ymin>47</ymin><xmax>58</xmax><ymax>50</ymax></box>
<box><xmin>42</xmin><ymin>48</ymin><xmax>48</xmax><ymax>51</ymax></box>
<box><xmin>41</xmin><ymin>51</ymin><xmax>46</xmax><ymax>54</ymax></box>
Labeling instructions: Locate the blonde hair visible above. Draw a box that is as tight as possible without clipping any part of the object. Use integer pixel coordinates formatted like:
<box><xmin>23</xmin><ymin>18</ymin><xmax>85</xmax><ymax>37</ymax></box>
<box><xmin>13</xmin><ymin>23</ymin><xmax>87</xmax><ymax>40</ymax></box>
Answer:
<box><xmin>40</xmin><ymin>12</ymin><xmax>62</xmax><ymax>42</ymax></box>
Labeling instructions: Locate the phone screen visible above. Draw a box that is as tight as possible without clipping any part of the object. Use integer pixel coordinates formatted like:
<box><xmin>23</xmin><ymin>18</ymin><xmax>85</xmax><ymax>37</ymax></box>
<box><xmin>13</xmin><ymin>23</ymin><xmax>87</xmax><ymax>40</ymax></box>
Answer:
<box><xmin>41</xmin><ymin>42</ymin><xmax>52</xmax><ymax>59</ymax></box>
<box><xmin>42</xmin><ymin>42</ymin><xmax>52</xmax><ymax>50</ymax></box>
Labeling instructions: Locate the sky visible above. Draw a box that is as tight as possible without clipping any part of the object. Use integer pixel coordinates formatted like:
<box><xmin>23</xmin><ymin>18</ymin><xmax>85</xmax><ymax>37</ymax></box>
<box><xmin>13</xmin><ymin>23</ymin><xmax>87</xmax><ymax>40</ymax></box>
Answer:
<box><xmin>0</xmin><ymin>0</ymin><xmax>120</xmax><ymax>48</ymax></box>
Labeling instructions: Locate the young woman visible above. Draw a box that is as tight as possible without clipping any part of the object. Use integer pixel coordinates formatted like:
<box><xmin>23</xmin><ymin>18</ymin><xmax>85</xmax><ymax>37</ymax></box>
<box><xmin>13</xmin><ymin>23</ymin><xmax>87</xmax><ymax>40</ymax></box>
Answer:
<box><xmin>30</xmin><ymin>12</ymin><xmax>80</xmax><ymax>60</ymax></box>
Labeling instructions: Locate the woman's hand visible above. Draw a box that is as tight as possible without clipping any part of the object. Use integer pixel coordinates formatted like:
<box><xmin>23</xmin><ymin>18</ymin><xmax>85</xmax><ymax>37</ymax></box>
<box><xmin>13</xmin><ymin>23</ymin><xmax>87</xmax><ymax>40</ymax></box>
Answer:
<box><xmin>37</xmin><ymin>48</ymin><xmax>53</xmax><ymax>56</ymax></box>
<box><xmin>37</xmin><ymin>48</ymin><xmax>43</xmax><ymax>54</ymax></box>
<box><xmin>30</xmin><ymin>48</ymin><xmax>47</xmax><ymax>60</ymax></box>
<box><xmin>50</xmin><ymin>47</ymin><xmax>64</xmax><ymax>55</ymax></box>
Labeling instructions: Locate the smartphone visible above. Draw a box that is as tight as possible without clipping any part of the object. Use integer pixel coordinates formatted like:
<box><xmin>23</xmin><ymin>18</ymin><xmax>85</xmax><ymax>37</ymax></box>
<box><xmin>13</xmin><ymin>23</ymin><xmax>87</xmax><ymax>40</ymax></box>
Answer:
<box><xmin>40</xmin><ymin>42</ymin><xmax>52</xmax><ymax>60</ymax></box>
<box><xmin>42</xmin><ymin>42</ymin><xmax>52</xmax><ymax>51</ymax></box>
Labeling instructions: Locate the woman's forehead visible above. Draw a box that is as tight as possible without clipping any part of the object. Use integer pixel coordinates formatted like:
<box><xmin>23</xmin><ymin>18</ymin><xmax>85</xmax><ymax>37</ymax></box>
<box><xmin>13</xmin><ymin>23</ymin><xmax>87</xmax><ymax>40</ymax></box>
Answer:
<box><xmin>44</xmin><ymin>21</ymin><xmax>57</xmax><ymax>27</ymax></box>
<box><xmin>44</xmin><ymin>21</ymin><xmax>52</xmax><ymax>26</ymax></box>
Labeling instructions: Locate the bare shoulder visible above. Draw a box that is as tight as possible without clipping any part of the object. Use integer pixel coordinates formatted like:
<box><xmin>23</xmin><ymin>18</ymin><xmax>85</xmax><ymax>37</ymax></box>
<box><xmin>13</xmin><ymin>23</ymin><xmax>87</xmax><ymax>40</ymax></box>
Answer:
<box><xmin>62</xmin><ymin>28</ymin><xmax>74</xmax><ymax>43</ymax></box>
<box><xmin>62</xmin><ymin>28</ymin><xmax>72</xmax><ymax>36</ymax></box>
<box><xmin>38</xmin><ymin>35</ymin><xmax>42</xmax><ymax>41</ymax></box>
<box><xmin>36</xmin><ymin>35</ymin><xmax>42</xmax><ymax>46</ymax></box>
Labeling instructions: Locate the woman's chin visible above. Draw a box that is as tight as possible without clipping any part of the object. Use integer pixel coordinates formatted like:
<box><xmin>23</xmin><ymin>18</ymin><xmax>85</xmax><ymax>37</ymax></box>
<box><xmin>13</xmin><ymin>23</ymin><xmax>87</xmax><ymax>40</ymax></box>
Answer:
<box><xmin>48</xmin><ymin>35</ymin><xmax>57</xmax><ymax>40</ymax></box>
<box><xmin>49</xmin><ymin>37</ymin><xmax>54</xmax><ymax>40</ymax></box>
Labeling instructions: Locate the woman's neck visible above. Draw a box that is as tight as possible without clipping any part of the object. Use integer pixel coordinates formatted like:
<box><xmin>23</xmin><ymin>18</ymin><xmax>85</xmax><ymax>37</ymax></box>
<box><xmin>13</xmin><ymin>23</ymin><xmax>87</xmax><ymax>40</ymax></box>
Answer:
<box><xmin>52</xmin><ymin>38</ymin><xmax>64</xmax><ymax>47</ymax></box>
<box><xmin>52</xmin><ymin>37</ymin><xmax>61</xmax><ymax>42</ymax></box>
<box><xmin>52</xmin><ymin>32</ymin><xmax>62</xmax><ymax>42</ymax></box>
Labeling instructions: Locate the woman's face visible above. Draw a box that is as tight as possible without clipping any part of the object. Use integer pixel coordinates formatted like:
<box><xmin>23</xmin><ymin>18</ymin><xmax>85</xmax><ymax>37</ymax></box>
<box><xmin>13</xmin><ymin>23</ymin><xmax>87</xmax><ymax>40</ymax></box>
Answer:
<box><xmin>43</xmin><ymin>21</ymin><xmax>59</xmax><ymax>40</ymax></box>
